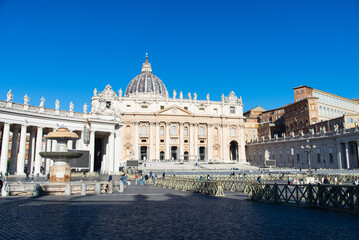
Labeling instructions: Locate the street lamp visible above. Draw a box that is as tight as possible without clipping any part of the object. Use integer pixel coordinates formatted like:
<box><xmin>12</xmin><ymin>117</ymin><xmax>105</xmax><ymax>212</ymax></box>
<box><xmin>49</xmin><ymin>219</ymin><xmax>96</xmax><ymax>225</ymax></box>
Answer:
<box><xmin>301</xmin><ymin>139</ymin><xmax>316</xmax><ymax>171</ymax></box>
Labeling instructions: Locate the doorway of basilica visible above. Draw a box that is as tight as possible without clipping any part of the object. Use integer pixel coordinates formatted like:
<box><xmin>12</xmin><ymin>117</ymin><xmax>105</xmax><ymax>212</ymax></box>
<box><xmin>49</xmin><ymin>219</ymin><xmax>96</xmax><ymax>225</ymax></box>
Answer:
<box><xmin>199</xmin><ymin>147</ymin><xmax>206</xmax><ymax>161</ymax></box>
<box><xmin>94</xmin><ymin>138</ymin><xmax>103</xmax><ymax>172</ymax></box>
<box><xmin>171</xmin><ymin>146</ymin><xmax>178</xmax><ymax>160</ymax></box>
<box><xmin>230</xmin><ymin>141</ymin><xmax>239</xmax><ymax>161</ymax></box>
<box><xmin>140</xmin><ymin>146</ymin><xmax>148</xmax><ymax>161</ymax></box>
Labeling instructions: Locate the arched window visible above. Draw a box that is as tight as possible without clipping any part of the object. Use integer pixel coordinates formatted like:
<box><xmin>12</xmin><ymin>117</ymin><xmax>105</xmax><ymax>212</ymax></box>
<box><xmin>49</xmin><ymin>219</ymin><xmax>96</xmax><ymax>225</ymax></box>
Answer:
<box><xmin>141</xmin><ymin>125</ymin><xmax>147</xmax><ymax>135</ymax></box>
<box><xmin>171</xmin><ymin>125</ymin><xmax>177</xmax><ymax>135</ymax></box>
<box><xmin>184</xmin><ymin>127</ymin><xmax>188</xmax><ymax>136</ymax></box>
<box><xmin>160</xmin><ymin>127</ymin><xmax>164</xmax><ymax>136</ymax></box>
<box><xmin>199</xmin><ymin>126</ymin><xmax>204</xmax><ymax>136</ymax></box>
<box><xmin>231</xmin><ymin>127</ymin><xmax>236</xmax><ymax>137</ymax></box>
<box><xmin>214</xmin><ymin>127</ymin><xmax>218</xmax><ymax>137</ymax></box>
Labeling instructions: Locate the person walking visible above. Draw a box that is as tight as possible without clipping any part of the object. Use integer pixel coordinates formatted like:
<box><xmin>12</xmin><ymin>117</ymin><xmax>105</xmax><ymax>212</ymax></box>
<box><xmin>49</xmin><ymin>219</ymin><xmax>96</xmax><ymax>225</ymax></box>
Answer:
<box><xmin>122</xmin><ymin>174</ymin><xmax>127</xmax><ymax>186</ymax></box>
<box><xmin>135</xmin><ymin>173</ymin><xmax>138</xmax><ymax>185</ymax></box>
<box><xmin>0</xmin><ymin>178</ymin><xmax>3</xmax><ymax>196</ymax></box>
<box><xmin>31</xmin><ymin>172</ymin><xmax>34</xmax><ymax>182</ymax></box>
<box><xmin>127</xmin><ymin>179</ymin><xmax>131</xmax><ymax>189</ymax></box>
<box><xmin>25</xmin><ymin>172</ymin><xmax>29</xmax><ymax>181</ymax></box>
<box><xmin>108</xmin><ymin>174</ymin><xmax>113</xmax><ymax>182</ymax></box>
<box><xmin>140</xmin><ymin>176</ymin><xmax>144</xmax><ymax>186</ymax></box>
<box><xmin>144</xmin><ymin>174</ymin><xmax>149</xmax><ymax>185</ymax></box>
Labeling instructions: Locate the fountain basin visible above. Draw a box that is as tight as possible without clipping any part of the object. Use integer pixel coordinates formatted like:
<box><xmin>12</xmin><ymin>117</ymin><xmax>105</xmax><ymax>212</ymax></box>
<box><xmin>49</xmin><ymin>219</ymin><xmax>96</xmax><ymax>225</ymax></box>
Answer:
<box><xmin>40</xmin><ymin>152</ymin><xmax>83</xmax><ymax>161</ymax></box>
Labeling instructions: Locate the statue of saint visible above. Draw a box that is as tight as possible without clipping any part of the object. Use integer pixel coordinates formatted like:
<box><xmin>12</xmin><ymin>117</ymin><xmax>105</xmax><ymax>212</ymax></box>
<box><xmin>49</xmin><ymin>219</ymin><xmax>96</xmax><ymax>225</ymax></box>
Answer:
<box><xmin>55</xmin><ymin>99</ymin><xmax>60</xmax><ymax>109</ymax></box>
<box><xmin>6</xmin><ymin>89</ymin><xmax>13</xmax><ymax>102</ymax></box>
<box><xmin>93</xmin><ymin>88</ymin><xmax>97</xmax><ymax>96</ymax></box>
<box><xmin>206</xmin><ymin>93</ymin><xmax>210</xmax><ymax>101</ymax></box>
<box><xmin>83</xmin><ymin>103</ymin><xmax>88</xmax><ymax>113</ymax></box>
<box><xmin>221</xmin><ymin>94</ymin><xmax>225</xmax><ymax>102</ymax></box>
<box><xmin>39</xmin><ymin>97</ymin><xmax>45</xmax><ymax>107</ymax></box>
<box><xmin>193</xmin><ymin>92</ymin><xmax>197</xmax><ymax>101</ymax></box>
<box><xmin>264</xmin><ymin>150</ymin><xmax>270</xmax><ymax>161</ymax></box>
<box><xmin>334</xmin><ymin>124</ymin><xmax>339</xmax><ymax>132</ymax></box>
<box><xmin>179</xmin><ymin>91</ymin><xmax>183</xmax><ymax>100</ymax></box>
<box><xmin>69</xmin><ymin>101</ymin><xmax>74</xmax><ymax>111</ymax></box>
<box><xmin>118</xmin><ymin>89</ymin><xmax>122</xmax><ymax>98</ymax></box>
<box><xmin>173</xmin><ymin>90</ymin><xmax>177</xmax><ymax>99</ymax></box>
<box><xmin>24</xmin><ymin>94</ymin><xmax>30</xmax><ymax>105</ymax></box>
<box><xmin>309</xmin><ymin>128</ymin><xmax>315</xmax><ymax>135</ymax></box>
<box><xmin>188</xmin><ymin>92</ymin><xmax>191</xmax><ymax>100</ymax></box>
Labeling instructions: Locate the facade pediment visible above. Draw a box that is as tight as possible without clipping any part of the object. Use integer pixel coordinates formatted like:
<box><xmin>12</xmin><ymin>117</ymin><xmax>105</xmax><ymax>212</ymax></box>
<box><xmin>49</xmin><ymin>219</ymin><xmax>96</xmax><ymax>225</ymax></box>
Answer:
<box><xmin>155</xmin><ymin>105</ymin><xmax>193</xmax><ymax>116</ymax></box>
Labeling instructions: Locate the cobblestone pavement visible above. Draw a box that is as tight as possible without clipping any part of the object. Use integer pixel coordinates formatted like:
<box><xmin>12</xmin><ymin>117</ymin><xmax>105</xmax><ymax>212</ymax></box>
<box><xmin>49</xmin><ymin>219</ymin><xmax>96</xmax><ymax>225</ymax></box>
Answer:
<box><xmin>1</xmin><ymin>184</ymin><xmax>359</xmax><ymax>240</ymax></box>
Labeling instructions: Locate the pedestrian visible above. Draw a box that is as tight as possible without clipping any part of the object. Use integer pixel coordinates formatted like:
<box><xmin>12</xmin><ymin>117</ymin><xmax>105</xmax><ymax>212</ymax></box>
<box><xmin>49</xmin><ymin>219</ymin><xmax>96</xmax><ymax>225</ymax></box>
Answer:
<box><xmin>199</xmin><ymin>176</ymin><xmax>203</xmax><ymax>181</ymax></box>
<box><xmin>0</xmin><ymin>178</ymin><xmax>3</xmax><ymax>195</ymax></box>
<box><xmin>207</xmin><ymin>174</ymin><xmax>210</xmax><ymax>180</ymax></box>
<box><xmin>354</xmin><ymin>178</ymin><xmax>359</xmax><ymax>186</ymax></box>
<box><xmin>135</xmin><ymin>173</ymin><xmax>138</xmax><ymax>185</ymax></box>
<box><xmin>31</xmin><ymin>172</ymin><xmax>34</xmax><ymax>182</ymax></box>
<box><xmin>127</xmin><ymin>179</ymin><xmax>131</xmax><ymax>189</ymax></box>
<box><xmin>109</xmin><ymin>174</ymin><xmax>113</xmax><ymax>182</ymax></box>
<box><xmin>0</xmin><ymin>171</ymin><xmax>2</xmax><ymax>180</ymax></box>
<box><xmin>4</xmin><ymin>172</ymin><xmax>8</xmax><ymax>181</ymax></box>
<box><xmin>288</xmin><ymin>178</ymin><xmax>292</xmax><ymax>185</ymax></box>
<box><xmin>323</xmin><ymin>177</ymin><xmax>329</xmax><ymax>184</ymax></box>
<box><xmin>122</xmin><ymin>173</ymin><xmax>127</xmax><ymax>186</ymax></box>
<box><xmin>140</xmin><ymin>176</ymin><xmax>144</xmax><ymax>186</ymax></box>
<box><xmin>25</xmin><ymin>172</ymin><xmax>29</xmax><ymax>181</ymax></box>
<box><xmin>145</xmin><ymin>174</ymin><xmax>149</xmax><ymax>184</ymax></box>
<box><xmin>46</xmin><ymin>173</ymin><xmax>50</xmax><ymax>181</ymax></box>
<box><xmin>162</xmin><ymin>172</ymin><xmax>165</xmax><ymax>179</ymax></box>
<box><xmin>257</xmin><ymin>176</ymin><xmax>261</xmax><ymax>183</ymax></box>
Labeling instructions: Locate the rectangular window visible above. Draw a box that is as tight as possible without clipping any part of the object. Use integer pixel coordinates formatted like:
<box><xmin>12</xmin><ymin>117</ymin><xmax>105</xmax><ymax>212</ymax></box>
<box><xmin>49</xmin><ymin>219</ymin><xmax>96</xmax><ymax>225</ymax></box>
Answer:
<box><xmin>141</xmin><ymin>105</ymin><xmax>147</xmax><ymax>109</ymax></box>
<box><xmin>199</xmin><ymin>107</ymin><xmax>205</xmax><ymax>112</ymax></box>
<box><xmin>200</xmin><ymin>140</ymin><xmax>204</xmax><ymax>143</ymax></box>
<box><xmin>214</xmin><ymin>108</ymin><xmax>218</xmax><ymax>113</ymax></box>
<box><xmin>184</xmin><ymin>140</ymin><xmax>188</xmax><ymax>143</ymax></box>
<box><xmin>160</xmin><ymin>106</ymin><xmax>164</xmax><ymax>110</ymax></box>
<box><xmin>141</xmin><ymin>139</ymin><xmax>146</xmax><ymax>143</ymax></box>
<box><xmin>126</xmin><ymin>105</ymin><xmax>131</xmax><ymax>109</ymax></box>
<box><xmin>184</xmin><ymin>107</ymin><xmax>188</xmax><ymax>110</ymax></box>
<box><xmin>160</xmin><ymin>139</ymin><xmax>164</xmax><ymax>143</ymax></box>
<box><xmin>230</xmin><ymin>107</ymin><xmax>235</xmax><ymax>114</ymax></box>
<box><xmin>329</xmin><ymin>153</ymin><xmax>333</xmax><ymax>163</ymax></box>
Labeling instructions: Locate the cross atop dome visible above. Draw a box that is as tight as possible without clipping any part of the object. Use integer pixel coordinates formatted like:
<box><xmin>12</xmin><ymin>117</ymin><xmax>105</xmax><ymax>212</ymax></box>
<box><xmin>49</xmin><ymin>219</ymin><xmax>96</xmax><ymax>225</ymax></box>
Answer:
<box><xmin>141</xmin><ymin>53</ymin><xmax>152</xmax><ymax>72</ymax></box>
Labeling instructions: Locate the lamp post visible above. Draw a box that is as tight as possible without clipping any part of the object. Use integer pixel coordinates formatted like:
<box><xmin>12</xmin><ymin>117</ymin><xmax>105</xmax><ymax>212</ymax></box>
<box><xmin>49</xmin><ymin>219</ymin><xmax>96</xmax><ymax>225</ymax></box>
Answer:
<box><xmin>301</xmin><ymin>140</ymin><xmax>316</xmax><ymax>173</ymax></box>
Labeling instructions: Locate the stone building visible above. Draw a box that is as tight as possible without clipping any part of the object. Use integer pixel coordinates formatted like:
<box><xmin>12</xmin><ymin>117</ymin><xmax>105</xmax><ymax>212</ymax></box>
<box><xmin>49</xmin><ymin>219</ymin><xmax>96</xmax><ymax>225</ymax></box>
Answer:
<box><xmin>0</xmin><ymin>56</ymin><xmax>246</xmax><ymax>175</ymax></box>
<box><xmin>246</xmin><ymin>126</ymin><xmax>359</xmax><ymax>169</ymax></box>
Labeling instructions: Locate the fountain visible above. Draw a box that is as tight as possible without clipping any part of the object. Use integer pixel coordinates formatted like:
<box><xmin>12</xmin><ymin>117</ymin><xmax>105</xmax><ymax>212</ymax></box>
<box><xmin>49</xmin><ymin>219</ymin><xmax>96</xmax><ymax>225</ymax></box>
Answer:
<box><xmin>40</xmin><ymin>126</ymin><xmax>83</xmax><ymax>182</ymax></box>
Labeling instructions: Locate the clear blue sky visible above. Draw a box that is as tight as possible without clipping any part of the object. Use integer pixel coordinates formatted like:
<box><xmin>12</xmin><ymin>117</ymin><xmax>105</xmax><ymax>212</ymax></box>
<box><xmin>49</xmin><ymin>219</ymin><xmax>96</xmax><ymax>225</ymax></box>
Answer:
<box><xmin>1</xmin><ymin>0</ymin><xmax>358</xmax><ymax>112</ymax></box>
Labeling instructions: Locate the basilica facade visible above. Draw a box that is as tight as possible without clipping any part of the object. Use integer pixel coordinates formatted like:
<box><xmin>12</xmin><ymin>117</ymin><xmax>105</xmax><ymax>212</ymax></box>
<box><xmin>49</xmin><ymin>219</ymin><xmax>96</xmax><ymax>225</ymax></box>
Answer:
<box><xmin>0</xmin><ymin>56</ymin><xmax>246</xmax><ymax>175</ymax></box>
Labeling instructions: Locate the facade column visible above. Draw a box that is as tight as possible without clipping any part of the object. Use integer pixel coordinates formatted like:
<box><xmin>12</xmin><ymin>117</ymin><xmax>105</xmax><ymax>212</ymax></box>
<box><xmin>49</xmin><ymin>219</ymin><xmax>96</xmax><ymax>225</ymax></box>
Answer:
<box><xmin>345</xmin><ymin>142</ymin><xmax>350</xmax><ymax>169</ymax></box>
<box><xmin>239</xmin><ymin>125</ymin><xmax>246</xmax><ymax>162</ymax></box>
<box><xmin>155</xmin><ymin>122</ymin><xmax>160</xmax><ymax>160</ymax></box>
<box><xmin>207</xmin><ymin>124</ymin><xmax>212</xmax><ymax>161</ymax></box>
<box><xmin>194</xmin><ymin>124</ymin><xmax>198</xmax><ymax>161</ymax></box>
<box><xmin>16</xmin><ymin>124</ymin><xmax>27</xmax><ymax>175</ymax></box>
<box><xmin>149</xmin><ymin>122</ymin><xmax>154</xmax><ymax>161</ymax></box>
<box><xmin>165</xmin><ymin>122</ymin><xmax>170</xmax><ymax>159</ymax></box>
<box><xmin>108</xmin><ymin>132</ymin><xmax>115</xmax><ymax>173</ymax></box>
<box><xmin>89</xmin><ymin>130</ymin><xmax>95</xmax><ymax>172</ymax></box>
<box><xmin>189</xmin><ymin>123</ymin><xmax>194</xmax><ymax>161</ymax></box>
<box><xmin>336</xmin><ymin>143</ymin><xmax>342</xmax><ymax>170</ymax></box>
<box><xmin>179</xmin><ymin>123</ymin><xmax>184</xmax><ymax>161</ymax></box>
<box><xmin>34</xmin><ymin>127</ymin><xmax>43</xmax><ymax>175</ymax></box>
<box><xmin>27</xmin><ymin>129</ymin><xmax>36</xmax><ymax>173</ymax></box>
<box><xmin>0</xmin><ymin>123</ymin><xmax>10</xmax><ymax>173</ymax></box>
<box><xmin>9</xmin><ymin>127</ymin><xmax>19</xmax><ymax>174</ymax></box>
<box><xmin>134</xmin><ymin>122</ymin><xmax>139</xmax><ymax>160</ymax></box>
<box><xmin>222</xmin><ymin>124</ymin><xmax>227</xmax><ymax>162</ymax></box>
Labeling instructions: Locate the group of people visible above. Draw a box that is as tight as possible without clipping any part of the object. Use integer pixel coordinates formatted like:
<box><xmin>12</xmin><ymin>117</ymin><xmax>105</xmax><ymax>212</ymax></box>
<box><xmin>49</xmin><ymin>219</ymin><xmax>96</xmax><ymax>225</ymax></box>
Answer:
<box><xmin>110</xmin><ymin>171</ymin><xmax>160</xmax><ymax>190</ymax></box>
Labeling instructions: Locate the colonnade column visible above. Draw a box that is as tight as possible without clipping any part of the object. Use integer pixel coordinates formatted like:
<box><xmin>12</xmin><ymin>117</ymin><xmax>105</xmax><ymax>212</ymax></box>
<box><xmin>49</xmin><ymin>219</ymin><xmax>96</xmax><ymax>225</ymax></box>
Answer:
<box><xmin>114</xmin><ymin>127</ymin><xmax>122</xmax><ymax>172</ymax></box>
<box><xmin>165</xmin><ymin>122</ymin><xmax>170</xmax><ymax>159</ymax></box>
<box><xmin>108</xmin><ymin>132</ymin><xmax>115</xmax><ymax>173</ymax></box>
<box><xmin>194</xmin><ymin>124</ymin><xmax>198</xmax><ymax>161</ymax></box>
<box><xmin>345</xmin><ymin>142</ymin><xmax>350</xmax><ymax>169</ymax></box>
<box><xmin>357</xmin><ymin>141</ymin><xmax>359</xmax><ymax>169</ymax></box>
<box><xmin>189</xmin><ymin>124</ymin><xmax>194</xmax><ymax>161</ymax></box>
<box><xmin>336</xmin><ymin>143</ymin><xmax>342</xmax><ymax>170</ymax></box>
<box><xmin>0</xmin><ymin>123</ymin><xmax>10</xmax><ymax>173</ymax></box>
<box><xmin>179</xmin><ymin>123</ymin><xmax>184</xmax><ymax>161</ymax></box>
<box><xmin>149</xmin><ymin>122</ymin><xmax>154</xmax><ymax>161</ymax></box>
<box><xmin>34</xmin><ymin>127</ymin><xmax>43</xmax><ymax>175</ymax></box>
<box><xmin>89</xmin><ymin>130</ymin><xmax>95</xmax><ymax>172</ymax></box>
<box><xmin>134</xmin><ymin>122</ymin><xmax>139</xmax><ymax>160</ymax></box>
<box><xmin>207</xmin><ymin>124</ymin><xmax>212</xmax><ymax>161</ymax></box>
<box><xmin>27</xmin><ymin>129</ymin><xmax>36</xmax><ymax>173</ymax></box>
<box><xmin>9</xmin><ymin>127</ymin><xmax>19</xmax><ymax>174</ymax></box>
<box><xmin>45</xmin><ymin>136</ymin><xmax>52</xmax><ymax>175</ymax></box>
<box><xmin>155</xmin><ymin>122</ymin><xmax>160</xmax><ymax>160</ymax></box>
<box><xmin>16</xmin><ymin>124</ymin><xmax>27</xmax><ymax>175</ymax></box>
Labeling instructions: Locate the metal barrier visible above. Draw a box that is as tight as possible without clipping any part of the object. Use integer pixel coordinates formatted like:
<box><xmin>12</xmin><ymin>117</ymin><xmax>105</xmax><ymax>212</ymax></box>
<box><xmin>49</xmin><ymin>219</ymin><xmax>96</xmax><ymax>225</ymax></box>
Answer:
<box><xmin>247</xmin><ymin>183</ymin><xmax>359</xmax><ymax>213</ymax></box>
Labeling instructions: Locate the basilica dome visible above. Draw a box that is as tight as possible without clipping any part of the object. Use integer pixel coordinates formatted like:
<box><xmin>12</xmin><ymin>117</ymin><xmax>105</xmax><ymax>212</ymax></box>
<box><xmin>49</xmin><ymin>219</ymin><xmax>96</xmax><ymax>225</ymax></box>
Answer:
<box><xmin>125</xmin><ymin>56</ymin><xmax>168</xmax><ymax>97</ymax></box>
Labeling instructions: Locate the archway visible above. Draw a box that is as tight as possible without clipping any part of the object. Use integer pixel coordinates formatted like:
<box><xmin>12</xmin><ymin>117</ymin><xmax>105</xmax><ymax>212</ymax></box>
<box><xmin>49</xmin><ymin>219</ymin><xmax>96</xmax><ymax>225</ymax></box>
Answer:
<box><xmin>230</xmin><ymin>141</ymin><xmax>238</xmax><ymax>161</ymax></box>
<box><xmin>160</xmin><ymin>151</ymin><xmax>165</xmax><ymax>160</ymax></box>
<box><xmin>199</xmin><ymin>147</ymin><xmax>206</xmax><ymax>161</ymax></box>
